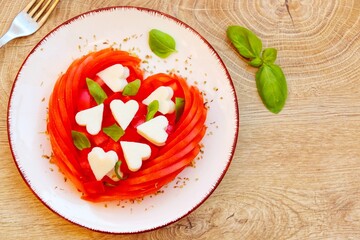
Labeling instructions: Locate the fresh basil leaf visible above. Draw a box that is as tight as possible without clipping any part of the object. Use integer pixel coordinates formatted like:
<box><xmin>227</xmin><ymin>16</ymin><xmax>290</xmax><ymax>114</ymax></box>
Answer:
<box><xmin>71</xmin><ymin>130</ymin><xmax>91</xmax><ymax>150</ymax></box>
<box><xmin>255</xmin><ymin>63</ymin><xmax>287</xmax><ymax>114</ymax></box>
<box><xmin>226</xmin><ymin>25</ymin><xmax>262</xmax><ymax>59</ymax></box>
<box><xmin>146</xmin><ymin>100</ymin><xmax>159</xmax><ymax>121</ymax></box>
<box><xmin>103</xmin><ymin>124</ymin><xmax>124</xmax><ymax>142</ymax></box>
<box><xmin>86</xmin><ymin>78</ymin><xmax>107</xmax><ymax>104</ymax></box>
<box><xmin>175</xmin><ymin>97</ymin><xmax>185</xmax><ymax>122</ymax></box>
<box><xmin>149</xmin><ymin>29</ymin><xmax>177</xmax><ymax>58</ymax></box>
<box><xmin>249</xmin><ymin>57</ymin><xmax>263</xmax><ymax>67</ymax></box>
<box><xmin>262</xmin><ymin>48</ymin><xmax>277</xmax><ymax>64</ymax></box>
<box><xmin>122</xmin><ymin>79</ymin><xmax>141</xmax><ymax>96</ymax></box>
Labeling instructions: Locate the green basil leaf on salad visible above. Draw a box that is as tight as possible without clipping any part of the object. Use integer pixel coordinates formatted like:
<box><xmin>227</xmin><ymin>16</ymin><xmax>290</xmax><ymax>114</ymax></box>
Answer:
<box><xmin>262</xmin><ymin>48</ymin><xmax>277</xmax><ymax>64</ymax></box>
<box><xmin>86</xmin><ymin>78</ymin><xmax>107</xmax><ymax>104</ymax></box>
<box><xmin>175</xmin><ymin>97</ymin><xmax>185</xmax><ymax>122</ymax></box>
<box><xmin>149</xmin><ymin>29</ymin><xmax>177</xmax><ymax>58</ymax></box>
<box><xmin>103</xmin><ymin>124</ymin><xmax>124</xmax><ymax>142</ymax></box>
<box><xmin>255</xmin><ymin>63</ymin><xmax>287</xmax><ymax>114</ymax></box>
<box><xmin>122</xmin><ymin>79</ymin><xmax>141</xmax><ymax>96</ymax></box>
<box><xmin>71</xmin><ymin>130</ymin><xmax>91</xmax><ymax>150</ymax></box>
<box><xmin>146</xmin><ymin>100</ymin><xmax>159</xmax><ymax>121</ymax></box>
<box><xmin>226</xmin><ymin>25</ymin><xmax>262</xmax><ymax>59</ymax></box>
<box><xmin>114</xmin><ymin>161</ymin><xmax>123</xmax><ymax>179</ymax></box>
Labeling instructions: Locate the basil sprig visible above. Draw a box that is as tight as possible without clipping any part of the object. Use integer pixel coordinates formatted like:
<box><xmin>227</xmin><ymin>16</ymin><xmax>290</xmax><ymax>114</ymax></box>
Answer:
<box><xmin>149</xmin><ymin>29</ymin><xmax>177</xmax><ymax>58</ymax></box>
<box><xmin>227</xmin><ymin>25</ymin><xmax>288</xmax><ymax>114</ymax></box>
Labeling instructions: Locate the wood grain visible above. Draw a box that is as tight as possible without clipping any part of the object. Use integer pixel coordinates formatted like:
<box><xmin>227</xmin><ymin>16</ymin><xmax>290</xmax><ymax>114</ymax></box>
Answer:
<box><xmin>1</xmin><ymin>0</ymin><xmax>360</xmax><ymax>239</ymax></box>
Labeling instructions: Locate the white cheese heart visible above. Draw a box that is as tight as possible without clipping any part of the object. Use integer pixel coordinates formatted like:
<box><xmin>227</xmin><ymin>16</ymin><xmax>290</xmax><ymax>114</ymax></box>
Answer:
<box><xmin>142</xmin><ymin>86</ymin><xmax>175</xmax><ymax>114</ymax></box>
<box><xmin>88</xmin><ymin>147</ymin><xmax>118</xmax><ymax>181</ymax></box>
<box><xmin>120</xmin><ymin>141</ymin><xmax>151</xmax><ymax>172</ymax></box>
<box><xmin>75</xmin><ymin>104</ymin><xmax>104</xmax><ymax>135</ymax></box>
<box><xmin>136</xmin><ymin>115</ymin><xmax>169</xmax><ymax>146</ymax></box>
<box><xmin>110</xmin><ymin>99</ymin><xmax>139</xmax><ymax>130</ymax></box>
<box><xmin>96</xmin><ymin>64</ymin><xmax>130</xmax><ymax>92</ymax></box>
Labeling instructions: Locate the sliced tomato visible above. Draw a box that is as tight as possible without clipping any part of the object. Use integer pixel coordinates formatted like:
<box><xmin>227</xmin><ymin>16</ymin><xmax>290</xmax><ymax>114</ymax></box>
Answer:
<box><xmin>48</xmin><ymin>49</ymin><xmax>207</xmax><ymax>202</ymax></box>
<box><xmin>77</xmin><ymin>88</ymin><xmax>93</xmax><ymax>111</ymax></box>
<box><xmin>121</xmin><ymin>146</ymin><xmax>200</xmax><ymax>185</ymax></box>
<box><xmin>137</xmin><ymin>127</ymin><xmax>206</xmax><ymax>176</ymax></box>
<box><xmin>92</xmin><ymin>131</ymin><xmax>109</xmax><ymax>146</ymax></box>
<box><xmin>83</xmin><ymin>180</ymin><xmax>105</xmax><ymax>195</ymax></box>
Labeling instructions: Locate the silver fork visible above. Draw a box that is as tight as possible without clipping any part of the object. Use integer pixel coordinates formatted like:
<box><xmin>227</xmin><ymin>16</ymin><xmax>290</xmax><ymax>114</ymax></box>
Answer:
<box><xmin>0</xmin><ymin>0</ymin><xmax>60</xmax><ymax>48</ymax></box>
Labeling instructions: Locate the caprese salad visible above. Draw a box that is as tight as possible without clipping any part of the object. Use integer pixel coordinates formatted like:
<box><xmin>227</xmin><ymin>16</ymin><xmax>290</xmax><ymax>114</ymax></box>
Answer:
<box><xmin>47</xmin><ymin>47</ymin><xmax>207</xmax><ymax>202</ymax></box>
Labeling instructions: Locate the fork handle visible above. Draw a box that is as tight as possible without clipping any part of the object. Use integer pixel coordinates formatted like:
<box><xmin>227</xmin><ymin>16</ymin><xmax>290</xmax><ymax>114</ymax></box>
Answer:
<box><xmin>0</xmin><ymin>31</ymin><xmax>16</xmax><ymax>48</ymax></box>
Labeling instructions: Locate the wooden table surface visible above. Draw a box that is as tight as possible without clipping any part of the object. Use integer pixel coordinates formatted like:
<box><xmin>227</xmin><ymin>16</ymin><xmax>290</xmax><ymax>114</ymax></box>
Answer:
<box><xmin>1</xmin><ymin>0</ymin><xmax>359</xmax><ymax>239</ymax></box>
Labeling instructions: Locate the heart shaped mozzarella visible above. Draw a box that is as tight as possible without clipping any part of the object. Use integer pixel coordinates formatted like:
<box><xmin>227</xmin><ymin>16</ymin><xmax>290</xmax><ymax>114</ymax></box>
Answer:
<box><xmin>96</xmin><ymin>64</ymin><xmax>130</xmax><ymax>92</ymax></box>
<box><xmin>110</xmin><ymin>99</ymin><xmax>139</xmax><ymax>130</ymax></box>
<box><xmin>142</xmin><ymin>86</ymin><xmax>175</xmax><ymax>114</ymax></box>
<box><xmin>137</xmin><ymin>116</ymin><xmax>169</xmax><ymax>146</ymax></box>
<box><xmin>88</xmin><ymin>147</ymin><xmax>118</xmax><ymax>181</ymax></box>
<box><xmin>120</xmin><ymin>141</ymin><xmax>151</xmax><ymax>172</ymax></box>
<box><xmin>75</xmin><ymin>104</ymin><xmax>104</xmax><ymax>135</ymax></box>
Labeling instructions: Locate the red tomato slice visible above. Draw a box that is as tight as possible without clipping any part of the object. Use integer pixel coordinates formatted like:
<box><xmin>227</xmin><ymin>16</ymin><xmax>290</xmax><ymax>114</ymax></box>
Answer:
<box><xmin>47</xmin><ymin>48</ymin><xmax>207</xmax><ymax>202</ymax></box>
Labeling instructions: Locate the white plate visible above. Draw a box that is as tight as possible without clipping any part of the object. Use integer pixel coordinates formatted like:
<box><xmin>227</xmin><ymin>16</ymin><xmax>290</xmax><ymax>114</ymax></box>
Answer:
<box><xmin>7</xmin><ymin>7</ymin><xmax>239</xmax><ymax>233</ymax></box>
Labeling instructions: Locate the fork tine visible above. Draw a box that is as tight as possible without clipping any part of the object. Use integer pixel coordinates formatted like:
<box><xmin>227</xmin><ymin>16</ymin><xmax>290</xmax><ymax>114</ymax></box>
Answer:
<box><xmin>0</xmin><ymin>0</ymin><xmax>60</xmax><ymax>47</ymax></box>
<box><xmin>23</xmin><ymin>0</ymin><xmax>37</xmax><ymax>12</ymax></box>
<box><xmin>33</xmin><ymin>0</ymin><xmax>52</xmax><ymax>21</ymax></box>
<box><xmin>37</xmin><ymin>0</ymin><xmax>60</xmax><ymax>26</ymax></box>
<box><xmin>28</xmin><ymin>0</ymin><xmax>46</xmax><ymax>16</ymax></box>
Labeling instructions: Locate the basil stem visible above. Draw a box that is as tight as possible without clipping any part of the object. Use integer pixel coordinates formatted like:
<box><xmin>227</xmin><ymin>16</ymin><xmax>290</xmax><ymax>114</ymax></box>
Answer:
<box><xmin>114</xmin><ymin>161</ymin><xmax>123</xmax><ymax>179</ymax></box>
<box><xmin>249</xmin><ymin>57</ymin><xmax>263</xmax><ymax>67</ymax></box>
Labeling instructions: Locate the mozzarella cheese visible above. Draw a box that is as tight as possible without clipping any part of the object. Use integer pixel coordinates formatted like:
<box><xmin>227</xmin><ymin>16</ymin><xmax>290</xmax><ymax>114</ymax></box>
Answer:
<box><xmin>75</xmin><ymin>103</ymin><xmax>104</xmax><ymax>135</ymax></box>
<box><xmin>110</xmin><ymin>99</ymin><xmax>139</xmax><ymax>130</ymax></box>
<box><xmin>96</xmin><ymin>64</ymin><xmax>130</xmax><ymax>92</ymax></box>
<box><xmin>142</xmin><ymin>86</ymin><xmax>175</xmax><ymax>114</ymax></box>
<box><xmin>88</xmin><ymin>147</ymin><xmax>118</xmax><ymax>181</ymax></box>
<box><xmin>136</xmin><ymin>115</ymin><xmax>169</xmax><ymax>146</ymax></box>
<box><xmin>120</xmin><ymin>141</ymin><xmax>151</xmax><ymax>172</ymax></box>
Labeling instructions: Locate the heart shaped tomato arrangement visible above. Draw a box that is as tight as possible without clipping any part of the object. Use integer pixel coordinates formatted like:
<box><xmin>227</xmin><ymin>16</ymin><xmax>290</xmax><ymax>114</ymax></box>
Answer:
<box><xmin>47</xmin><ymin>48</ymin><xmax>207</xmax><ymax>202</ymax></box>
